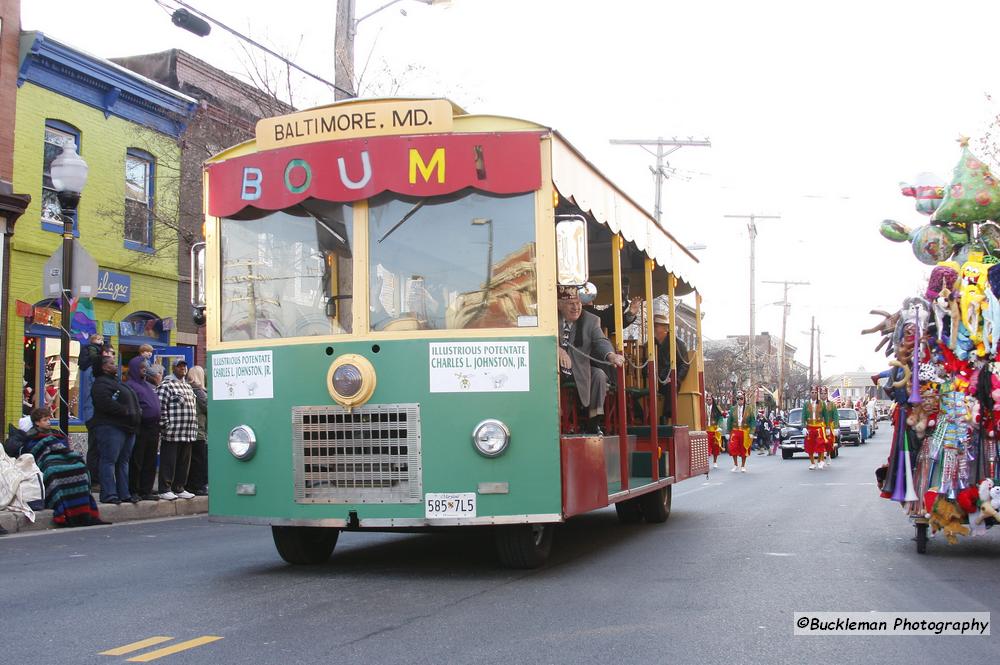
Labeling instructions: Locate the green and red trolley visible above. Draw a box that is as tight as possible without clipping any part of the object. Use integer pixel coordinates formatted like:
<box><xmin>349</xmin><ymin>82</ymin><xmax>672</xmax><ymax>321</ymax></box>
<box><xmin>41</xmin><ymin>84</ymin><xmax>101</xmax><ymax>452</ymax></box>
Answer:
<box><xmin>196</xmin><ymin>98</ymin><xmax>709</xmax><ymax>568</ymax></box>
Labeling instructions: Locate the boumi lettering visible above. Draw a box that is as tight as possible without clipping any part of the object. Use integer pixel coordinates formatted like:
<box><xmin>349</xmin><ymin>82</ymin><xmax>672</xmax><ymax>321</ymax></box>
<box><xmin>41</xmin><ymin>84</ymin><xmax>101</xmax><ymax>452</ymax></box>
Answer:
<box><xmin>208</xmin><ymin>132</ymin><xmax>544</xmax><ymax>217</ymax></box>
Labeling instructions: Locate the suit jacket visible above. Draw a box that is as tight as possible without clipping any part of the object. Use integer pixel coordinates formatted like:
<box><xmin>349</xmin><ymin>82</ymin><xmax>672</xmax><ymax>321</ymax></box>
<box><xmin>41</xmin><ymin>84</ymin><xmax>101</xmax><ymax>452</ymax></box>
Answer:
<box><xmin>561</xmin><ymin>310</ymin><xmax>615</xmax><ymax>406</ymax></box>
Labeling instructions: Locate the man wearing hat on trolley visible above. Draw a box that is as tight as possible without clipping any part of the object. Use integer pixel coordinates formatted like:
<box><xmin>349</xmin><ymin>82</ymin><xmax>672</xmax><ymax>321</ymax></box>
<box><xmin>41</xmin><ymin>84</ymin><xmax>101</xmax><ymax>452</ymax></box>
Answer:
<box><xmin>653</xmin><ymin>311</ymin><xmax>690</xmax><ymax>423</ymax></box>
<box><xmin>557</xmin><ymin>285</ymin><xmax>626</xmax><ymax>434</ymax></box>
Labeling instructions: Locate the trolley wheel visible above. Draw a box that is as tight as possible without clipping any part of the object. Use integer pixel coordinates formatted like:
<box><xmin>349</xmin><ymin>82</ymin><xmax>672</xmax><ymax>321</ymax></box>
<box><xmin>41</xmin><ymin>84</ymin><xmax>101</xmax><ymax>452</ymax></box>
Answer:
<box><xmin>915</xmin><ymin>522</ymin><xmax>928</xmax><ymax>554</ymax></box>
<box><xmin>271</xmin><ymin>525</ymin><xmax>339</xmax><ymax>565</ymax></box>
<box><xmin>782</xmin><ymin>449</ymin><xmax>793</xmax><ymax>460</ymax></box>
<box><xmin>494</xmin><ymin>523</ymin><xmax>554</xmax><ymax>569</ymax></box>
<box><xmin>615</xmin><ymin>497</ymin><xmax>643</xmax><ymax>524</ymax></box>
<box><xmin>639</xmin><ymin>485</ymin><xmax>672</xmax><ymax>524</ymax></box>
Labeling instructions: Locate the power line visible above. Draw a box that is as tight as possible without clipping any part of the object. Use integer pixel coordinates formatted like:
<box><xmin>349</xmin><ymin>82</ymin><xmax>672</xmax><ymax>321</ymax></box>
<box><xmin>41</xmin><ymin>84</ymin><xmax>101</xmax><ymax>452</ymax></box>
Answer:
<box><xmin>162</xmin><ymin>0</ymin><xmax>353</xmax><ymax>97</ymax></box>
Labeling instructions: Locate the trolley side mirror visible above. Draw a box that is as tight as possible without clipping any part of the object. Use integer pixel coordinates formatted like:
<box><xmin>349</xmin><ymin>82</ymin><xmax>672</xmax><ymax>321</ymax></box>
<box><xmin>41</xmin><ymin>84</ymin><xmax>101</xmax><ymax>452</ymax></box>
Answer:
<box><xmin>555</xmin><ymin>215</ymin><xmax>588</xmax><ymax>286</ymax></box>
<box><xmin>190</xmin><ymin>241</ymin><xmax>206</xmax><ymax>325</ymax></box>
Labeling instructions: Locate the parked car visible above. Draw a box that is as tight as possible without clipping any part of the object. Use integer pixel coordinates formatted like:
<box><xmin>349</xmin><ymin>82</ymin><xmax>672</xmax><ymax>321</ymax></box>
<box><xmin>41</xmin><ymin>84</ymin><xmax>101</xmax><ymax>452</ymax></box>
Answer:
<box><xmin>779</xmin><ymin>408</ymin><xmax>841</xmax><ymax>459</ymax></box>
<box><xmin>838</xmin><ymin>407</ymin><xmax>865</xmax><ymax>445</ymax></box>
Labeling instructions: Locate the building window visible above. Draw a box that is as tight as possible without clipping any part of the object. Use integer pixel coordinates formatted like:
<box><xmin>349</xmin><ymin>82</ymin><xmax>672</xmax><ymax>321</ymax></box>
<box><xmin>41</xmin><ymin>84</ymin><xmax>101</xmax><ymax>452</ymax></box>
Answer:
<box><xmin>124</xmin><ymin>149</ymin><xmax>155</xmax><ymax>252</ymax></box>
<box><xmin>41</xmin><ymin>120</ymin><xmax>81</xmax><ymax>234</ymax></box>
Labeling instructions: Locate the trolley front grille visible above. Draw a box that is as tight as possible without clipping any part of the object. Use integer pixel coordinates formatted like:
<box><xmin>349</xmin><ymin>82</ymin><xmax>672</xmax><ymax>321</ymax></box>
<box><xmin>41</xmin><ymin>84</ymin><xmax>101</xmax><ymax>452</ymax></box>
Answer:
<box><xmin>292</xmin><ymin>404</ymin><xmax>422</xmax><ymax>503</ymax></box>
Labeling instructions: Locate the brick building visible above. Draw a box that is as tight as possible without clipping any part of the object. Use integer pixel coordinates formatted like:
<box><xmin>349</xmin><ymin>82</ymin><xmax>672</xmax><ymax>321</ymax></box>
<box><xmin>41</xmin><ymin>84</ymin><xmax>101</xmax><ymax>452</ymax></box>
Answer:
<box><xmin>0</xmin><ymin>0</ymin><xmax>31</xmax><ymax>420</ymax></box>
<box><xmin>4</xmin><ymin>32</ymin><xmax>196</xmax><ymax>428</ymax></box>
<box><xmin>113</xmin><ymin>49</ymin><xmax>293</xmax><ymax>366</ymax></box>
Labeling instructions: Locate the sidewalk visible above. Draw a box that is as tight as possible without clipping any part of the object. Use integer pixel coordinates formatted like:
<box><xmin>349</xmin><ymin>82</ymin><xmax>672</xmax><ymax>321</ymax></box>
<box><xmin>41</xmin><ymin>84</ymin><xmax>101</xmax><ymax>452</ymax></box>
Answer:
<box><xmin>0</xmin><ymin>494</ymin><xmax>208</xmax><ymax>535</ymax></box>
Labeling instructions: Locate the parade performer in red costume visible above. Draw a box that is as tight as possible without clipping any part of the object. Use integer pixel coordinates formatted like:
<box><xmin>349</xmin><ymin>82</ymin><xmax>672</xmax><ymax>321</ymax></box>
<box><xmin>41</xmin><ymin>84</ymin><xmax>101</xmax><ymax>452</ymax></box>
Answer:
<box><xmin>706</xmin><ymin>393</ymin><xmax>725</xmax><ymax>469</ymax></box>
<box><xmin>804</xmin><ymin>385</ymin><xmax>836</xmax><ymax>470</ymax></box>
<box><xmin>726</xmin><ymin>390</ymin><xmax>756</xmax><ymax>473</ymax></box>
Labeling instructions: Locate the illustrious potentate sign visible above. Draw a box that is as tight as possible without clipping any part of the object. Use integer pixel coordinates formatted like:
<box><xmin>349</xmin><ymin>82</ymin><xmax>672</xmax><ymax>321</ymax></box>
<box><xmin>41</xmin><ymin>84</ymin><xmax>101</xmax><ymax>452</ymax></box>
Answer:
<box><xmin>212</xmin><ymin>351</ymin><xmax>274</xmax><ymax>400</ymax></box>
<box><xmin>255</xmin><ymin>99</ymin><xmax>454</xmax><ymax>150</ymax></box>
<box><xmin>428</xmin><ymin>342</ymin><xmax>530</xmax><ymax>393</ymax></box>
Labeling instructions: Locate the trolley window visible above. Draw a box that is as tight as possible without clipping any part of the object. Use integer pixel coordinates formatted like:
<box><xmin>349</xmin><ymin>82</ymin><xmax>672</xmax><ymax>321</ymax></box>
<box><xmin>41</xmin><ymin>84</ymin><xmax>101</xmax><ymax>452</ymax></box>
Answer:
<box><xmin>220</xmin><ymin>201</ymin><xmax>353</xmax><ymax>341</ymax></box>
<box><xmin>368</xmin><ymin>189</ymin><xmax>537</xmax><ymax>331</ymax></box>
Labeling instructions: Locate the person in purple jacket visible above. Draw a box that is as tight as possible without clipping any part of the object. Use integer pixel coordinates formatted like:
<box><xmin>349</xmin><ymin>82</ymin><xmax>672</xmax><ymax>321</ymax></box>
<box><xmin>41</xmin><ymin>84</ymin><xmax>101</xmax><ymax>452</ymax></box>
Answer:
<box><xmin>125</xmin><ymin>356</ymin><xmax>162</xmax><ymax>501</ymax></box>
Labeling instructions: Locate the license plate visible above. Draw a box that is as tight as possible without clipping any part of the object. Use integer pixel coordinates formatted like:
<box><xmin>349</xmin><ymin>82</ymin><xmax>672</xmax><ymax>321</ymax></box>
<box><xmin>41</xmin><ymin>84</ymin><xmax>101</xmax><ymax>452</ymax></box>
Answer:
<box><xmin>425</xmin><ymin>492</ymin><xmax>477</xmax><ymax>519</ymax></box>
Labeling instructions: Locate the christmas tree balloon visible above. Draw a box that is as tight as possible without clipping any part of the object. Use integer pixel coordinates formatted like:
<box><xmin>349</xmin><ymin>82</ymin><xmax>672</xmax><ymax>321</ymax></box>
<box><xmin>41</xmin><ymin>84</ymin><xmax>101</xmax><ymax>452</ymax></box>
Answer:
<box><xmin>932</xmin><ymin>137</ymin><xmax>1000</xmax><ymax>225</ymax></box>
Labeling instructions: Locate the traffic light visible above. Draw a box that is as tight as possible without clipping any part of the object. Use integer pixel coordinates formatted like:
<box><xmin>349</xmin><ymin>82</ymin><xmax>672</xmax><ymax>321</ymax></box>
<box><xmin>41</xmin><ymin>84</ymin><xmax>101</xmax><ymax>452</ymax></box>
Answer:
<box><xmin>171</xmin><ymin>8</ymin><xmax>211</xmax><ymax>37</ymax></box>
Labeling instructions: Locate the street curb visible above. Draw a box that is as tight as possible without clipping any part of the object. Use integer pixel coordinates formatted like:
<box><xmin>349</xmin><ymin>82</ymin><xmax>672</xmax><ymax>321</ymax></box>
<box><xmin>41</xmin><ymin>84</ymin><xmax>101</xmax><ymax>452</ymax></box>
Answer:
<box><xmin>1</xmin><ymin>494</ymin><xmax>208</xmax><ymax>534</ymax></box>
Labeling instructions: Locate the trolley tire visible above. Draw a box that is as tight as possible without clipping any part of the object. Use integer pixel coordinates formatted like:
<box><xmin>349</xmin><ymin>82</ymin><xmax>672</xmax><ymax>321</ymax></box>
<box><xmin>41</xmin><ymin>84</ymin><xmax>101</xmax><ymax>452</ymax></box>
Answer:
<box><xmin>494</xmin><ymin>524</ymin><xmax>554</xmax><ymax>569</ymax></box>
<box><xmin>272</xmin><ymin>525</ymin><xmax>339</xmax><ymax>565</ymax></box>
<box><xmin>915</xmin><ymin>522</ymin><xmax>928</xmax><ymax>554</ymax></box>
<box><xmin>639</xmin><ymin>485</ymin><xmax>672</xmax><ymax>524</ymax></box>
<box><xmin>615</xmin><ymin>498</ymin><xmax>644</xmax><ymax>524</ymax></box>
<box><xmin>782</xmin><ymin>449</ymin><xmax>793</xmax><ymax>460</ymax></box>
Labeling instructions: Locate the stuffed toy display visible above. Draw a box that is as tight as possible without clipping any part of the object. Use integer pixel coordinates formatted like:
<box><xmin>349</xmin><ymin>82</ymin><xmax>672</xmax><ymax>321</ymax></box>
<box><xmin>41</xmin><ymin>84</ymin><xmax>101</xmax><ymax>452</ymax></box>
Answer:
<box><xmin>872</xmin><ymin>140</ymin><xmax>1000</xmax><ymax>546</ymax></box>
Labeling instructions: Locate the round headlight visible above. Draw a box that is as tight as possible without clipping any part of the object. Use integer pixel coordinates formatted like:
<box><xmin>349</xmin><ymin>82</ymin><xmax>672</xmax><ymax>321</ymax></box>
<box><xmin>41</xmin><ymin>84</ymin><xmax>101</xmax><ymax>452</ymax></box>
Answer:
<box><xmin>332</xmin><ymin>364</ymin><xmax>363</xmax><ymax>397</ymax></box>
<box><xmin>472</xmin><ymin>419</ymin><xmax>510</xmax><ymax>457</ymax></box>
<box><xmin>326</xmin><ymin>354</ymin><xmax>377</xmax><ymax>408</ymax></box>
<box><xmin>228</xmin><ymin>425</ymin><xmax>257</xmax><ymax>460</ymax></box>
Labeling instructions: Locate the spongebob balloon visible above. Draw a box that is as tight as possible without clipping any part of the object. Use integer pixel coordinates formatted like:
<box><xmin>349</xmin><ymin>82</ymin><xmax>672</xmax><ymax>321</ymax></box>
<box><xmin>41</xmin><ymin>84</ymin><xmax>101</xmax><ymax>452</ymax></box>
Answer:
<box><xmin>959</xmin><ymin>252</ymin><xmax>989</xmax><ymax>355</ymax></box>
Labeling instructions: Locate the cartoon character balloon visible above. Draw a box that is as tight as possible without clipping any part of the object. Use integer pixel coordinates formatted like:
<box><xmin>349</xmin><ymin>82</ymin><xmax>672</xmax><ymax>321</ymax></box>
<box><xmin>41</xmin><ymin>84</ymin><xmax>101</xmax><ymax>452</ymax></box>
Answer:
<box><xmin>911</xmin><ymin>225</ymin><xmax>959</xmax><ymax>265</ymax></box>
<box><xmin>900</xmin><ymin>172</ymin><xmax>945</xmax><ymax>216</ymax></box>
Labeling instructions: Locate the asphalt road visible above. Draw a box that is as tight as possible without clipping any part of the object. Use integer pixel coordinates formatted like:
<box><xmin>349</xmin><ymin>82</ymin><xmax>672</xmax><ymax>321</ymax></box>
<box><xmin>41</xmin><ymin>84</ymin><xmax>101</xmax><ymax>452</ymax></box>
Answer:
<box><xmin>3</xmin><ymin>425</ymin><xmax>997</xmax><ymax>664</ymax></box>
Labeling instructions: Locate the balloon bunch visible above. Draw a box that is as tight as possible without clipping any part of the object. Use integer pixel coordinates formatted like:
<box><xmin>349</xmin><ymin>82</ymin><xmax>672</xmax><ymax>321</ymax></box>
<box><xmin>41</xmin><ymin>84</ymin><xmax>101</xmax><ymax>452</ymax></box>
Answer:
<box><xmin>869</xmin><ymin>140</ymin><xmax>1000</xmax><ymax>542</ymax></box>
<box><xmin>881</xmin><ymin>139</ymin><xmax>1000</xmax><ymax>265</ymax></box>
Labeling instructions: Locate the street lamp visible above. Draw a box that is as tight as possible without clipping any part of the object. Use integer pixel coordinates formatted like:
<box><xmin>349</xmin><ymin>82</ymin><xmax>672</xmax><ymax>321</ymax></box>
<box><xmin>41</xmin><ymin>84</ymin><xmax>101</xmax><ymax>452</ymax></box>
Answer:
<box><xmin>51</xmin><ymin>145</ymin><xmax>88</xmax><ymax>434</ymax></box>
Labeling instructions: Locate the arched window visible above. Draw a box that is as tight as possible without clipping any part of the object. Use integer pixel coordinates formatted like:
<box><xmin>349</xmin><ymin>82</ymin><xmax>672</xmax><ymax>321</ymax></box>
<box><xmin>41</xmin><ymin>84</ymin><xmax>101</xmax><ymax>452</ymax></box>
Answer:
<box><xmin>41</xmin><ymin>119</ymin><xmax>82</xmax><ymax>234</ymax></box>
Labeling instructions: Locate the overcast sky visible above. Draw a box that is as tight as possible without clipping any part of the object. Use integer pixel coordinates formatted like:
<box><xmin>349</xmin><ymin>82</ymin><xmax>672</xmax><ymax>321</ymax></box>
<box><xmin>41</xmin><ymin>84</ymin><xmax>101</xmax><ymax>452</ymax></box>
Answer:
<box><xmin>21</xmin><ymin>0</ymin><xmax>1000</xmax><ymax>381</ymax></box>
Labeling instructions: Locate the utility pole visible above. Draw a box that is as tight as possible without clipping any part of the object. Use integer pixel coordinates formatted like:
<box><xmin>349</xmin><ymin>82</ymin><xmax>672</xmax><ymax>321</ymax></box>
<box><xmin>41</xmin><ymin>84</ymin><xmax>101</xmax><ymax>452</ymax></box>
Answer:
<box><xmin>335</xmin><ymin>1</ymin><xmax>443</xmax><ymax>101</ymax></box>
<box><xmin>610</xmin><ymin>137</ymin><xmax>711</xmax><ymax>226</ymax></box>
<box><xmin>817</xmin><ymin>324</ymin><xmax>823</xmax><ymax>385</ymax></box>
<box><xmin>334</xmin><ymin>0</ymin><xmax>356</xmax><ymax>99</ymax></box>
<box><xmin>808</xmin><ymin>316</ymin><xmax>815</xmax><ymax>388</ymax></box>
<box><xmin>723</xmin><ymin>214</ymin><xmax>780</xmax><ymax>397</ymax></box>
<box><xmin>762</xmin><ymin>279</ymin><xmax>809</xmax><ymax>409</ymax></box>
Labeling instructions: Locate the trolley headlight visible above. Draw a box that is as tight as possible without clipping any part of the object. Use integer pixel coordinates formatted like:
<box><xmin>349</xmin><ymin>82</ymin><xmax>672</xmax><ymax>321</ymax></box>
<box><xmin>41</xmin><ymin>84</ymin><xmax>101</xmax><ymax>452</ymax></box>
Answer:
<box><xmin>326</xmin><ymin>354</ymin><xmax>377</xmax><ymax>408</ymax></box>
<box><xmin>228</xmin><ymin>425</ymin><xmax>257</xmax><ymax>460</ymax></box>
<box><xmin>332</xmin><ymin>364</ymin><xmax>363</xmax><ymax>397</ymax></box>
<box><xmin>472</xmin><ymin>419</ymin><xmax>510</xmax><ymax>458</ymax></box>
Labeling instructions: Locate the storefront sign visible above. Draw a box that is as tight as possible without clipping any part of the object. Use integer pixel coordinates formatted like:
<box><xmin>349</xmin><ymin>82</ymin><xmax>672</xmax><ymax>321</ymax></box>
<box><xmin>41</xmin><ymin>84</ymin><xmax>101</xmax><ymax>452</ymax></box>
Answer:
<box><xmin>95</xmin><ymin>270</ymin><xmax>131</xmax><ymax>302</ymax></box>
<box><xmin>212</xmin><ymin>350</ymin><xmax>274</xmax><ymax>400</ymax></box>
<box><xmin>256</xmin><ymin>99</ymin><xmax>454</xmax><ymax>150</ymax></box>
<box><xmin>428</xmin><ymin>342</ymin><xmax>529</xmax><ymax>393</ymax></box>
<box><xmin>207</xmin><ymin>132</ymin><xmax>543</xmax><ymax>218</ymax></box>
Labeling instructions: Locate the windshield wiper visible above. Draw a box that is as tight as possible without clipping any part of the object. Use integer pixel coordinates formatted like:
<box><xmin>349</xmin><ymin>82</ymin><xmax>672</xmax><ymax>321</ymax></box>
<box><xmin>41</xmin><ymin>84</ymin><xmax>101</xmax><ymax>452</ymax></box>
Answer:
<box><xmin>378</xmin><ymin>199</ymin><xmax>426</xmax><ymax>244</ymax></box>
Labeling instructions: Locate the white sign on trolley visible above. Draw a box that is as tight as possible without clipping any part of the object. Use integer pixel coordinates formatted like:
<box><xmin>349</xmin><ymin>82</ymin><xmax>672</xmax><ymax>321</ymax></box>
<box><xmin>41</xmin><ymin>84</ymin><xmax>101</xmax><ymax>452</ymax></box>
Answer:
<box><xmin>212</xmin><ymin>350</ymin><xmax>274</xmax><ymax>400</ymax></box>
<box><xmin>429</xmin><ymin>342</ymin><xmax>529</xmax><ymax>393</ymax></box>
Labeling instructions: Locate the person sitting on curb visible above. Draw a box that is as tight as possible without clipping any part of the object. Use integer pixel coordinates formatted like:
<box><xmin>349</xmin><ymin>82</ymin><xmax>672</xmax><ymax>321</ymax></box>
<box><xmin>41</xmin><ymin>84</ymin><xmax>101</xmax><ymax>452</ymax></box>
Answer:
<box><xmin>22</xmin><ymin>407</ymin><xmax>108</xmax><ymax>527</ymax></box>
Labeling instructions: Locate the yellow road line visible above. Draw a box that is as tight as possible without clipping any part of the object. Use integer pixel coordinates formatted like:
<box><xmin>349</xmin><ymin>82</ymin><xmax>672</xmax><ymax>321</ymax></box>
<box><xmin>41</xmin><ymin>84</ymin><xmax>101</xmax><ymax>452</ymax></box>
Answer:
<box><xmin>126</xmin><ymin>636</ymin><xmax>224</xmax><ymax>662</ymax></box>
<box><xmin>99</xmin><ymin>637</ymin><xmax>173</xmax><ymax>656</ymax></box>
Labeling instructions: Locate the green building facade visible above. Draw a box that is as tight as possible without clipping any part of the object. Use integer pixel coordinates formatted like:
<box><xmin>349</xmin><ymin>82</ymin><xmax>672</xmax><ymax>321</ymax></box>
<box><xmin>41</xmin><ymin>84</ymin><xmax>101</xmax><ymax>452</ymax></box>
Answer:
<box><xmin>5</xmin><ymin>32</ymin><xmax>196</xmax><ymax>429</ymax></box>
